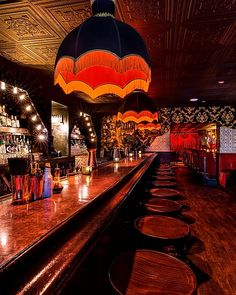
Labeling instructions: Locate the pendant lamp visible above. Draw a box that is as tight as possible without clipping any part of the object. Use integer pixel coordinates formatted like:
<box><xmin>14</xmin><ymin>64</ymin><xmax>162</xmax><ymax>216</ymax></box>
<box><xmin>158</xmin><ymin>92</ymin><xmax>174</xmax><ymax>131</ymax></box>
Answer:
<box><xmin>54</xmin><ymin>0</ymin><xmax>151</xmax><ymax>99</ymax></box>
<box><xmin>117</xmin><ymin>91</ymin><xmax>158</xmax><ymax>128</ymax></box>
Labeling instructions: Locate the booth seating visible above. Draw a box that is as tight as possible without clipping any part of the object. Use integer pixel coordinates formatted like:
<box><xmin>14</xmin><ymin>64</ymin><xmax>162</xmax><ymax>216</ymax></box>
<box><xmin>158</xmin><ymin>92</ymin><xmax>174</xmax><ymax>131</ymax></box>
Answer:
<box><xmin>144</xmin><ymin>198</ymin><xmax>182</xmax><ymax>216</ymax></box>
<box><xmin>218</xmin><ymin>154</ymin><xmax>236</xmax><ymax>190</ymax></box>
<box><xmin>109</xmin><ymin>250</ymin><xmax>197</xmax><ymax>295</ymax></box>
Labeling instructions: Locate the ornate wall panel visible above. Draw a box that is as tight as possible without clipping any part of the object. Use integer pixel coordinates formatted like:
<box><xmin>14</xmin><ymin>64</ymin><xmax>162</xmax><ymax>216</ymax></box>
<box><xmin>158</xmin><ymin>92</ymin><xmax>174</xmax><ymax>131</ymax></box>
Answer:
<box><xmin>160</xmin><ymin>105</ymin><xmax>236</xmax><ymax>133</ymax></box>
<box><xmin>220</xmin><ymin>127</ymin><xmax>236</xmax><ymax>153</ymax></box>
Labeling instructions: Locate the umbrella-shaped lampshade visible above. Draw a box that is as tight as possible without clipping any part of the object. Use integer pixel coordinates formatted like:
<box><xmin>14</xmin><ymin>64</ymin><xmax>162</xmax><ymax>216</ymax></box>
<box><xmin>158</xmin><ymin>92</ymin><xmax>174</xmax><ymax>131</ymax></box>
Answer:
<box><xmin>117</xmin><ymin>91</ymin><xmax>158</xmax><ymax>125</ymax></box>
<box><xmin>54</xmin><ymin>0</ymin><xmax>151</xmax><ymax>99</ymax></box>
<box><xmin>137</xmin><ymin>122</ymin><xmax>161</xmax><ymax>131</ymax></box>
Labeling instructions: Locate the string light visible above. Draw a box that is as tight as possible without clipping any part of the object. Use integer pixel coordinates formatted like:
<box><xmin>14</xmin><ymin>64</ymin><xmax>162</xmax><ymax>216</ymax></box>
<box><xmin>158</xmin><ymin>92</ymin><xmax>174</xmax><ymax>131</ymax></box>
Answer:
<box><xmin>0</xmin><ymin>80</ymin><xmax>48</xmax><ymax>143</ymax></box>
<box><xmin>1</xmin><ymin>81</ymin><xmax>6</xmax><ymax>90</ymax></box>
<box><xmin>79</xmin><ymin>112</ymin><xmax>83</xmax><ymax>116</ymax></box>
<box><xmin>87</xmin><ymin>122</ymin><xmax>91</xmax><ymax>127</ymax></box>
<box><xmin>19</xmin><ymin>94</ymin><xmax>25</xmax><ymax>100</ymax></box>
<box><xmin>85</xmin><ymin>117</ymin><xmax>89</xmax><ymax>121</ymax></box>
<box><xmin>31</xmin><ymin>115</ymin><xmax>37</xmax><ymax>121</ymax></box>
<box><xmin>38</xmin><ymin>134</ymin><xmax>46</xmax><ymax>141</ymax></box>
<box><xmin>25</xmin><ymin>105</ymin><xmax>31</xmax><ymax>111</ymax></box>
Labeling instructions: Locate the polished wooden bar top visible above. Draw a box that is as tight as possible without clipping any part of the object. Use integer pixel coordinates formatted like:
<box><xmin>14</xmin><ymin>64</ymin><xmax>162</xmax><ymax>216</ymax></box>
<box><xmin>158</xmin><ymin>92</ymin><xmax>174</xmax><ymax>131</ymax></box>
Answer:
<box><xmin>0</xmin><ymin>155</ymin><xmax>153</xmax><ymax>270</ymax></box>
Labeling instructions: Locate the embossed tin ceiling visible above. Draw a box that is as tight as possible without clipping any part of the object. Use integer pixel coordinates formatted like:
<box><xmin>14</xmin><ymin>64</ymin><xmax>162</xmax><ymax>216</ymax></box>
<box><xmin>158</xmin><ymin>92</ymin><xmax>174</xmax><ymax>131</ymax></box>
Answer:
<box><xmin>0</xmin><ymin>0</ymin><xmax>236</xmax><ymax>106</ymax></box>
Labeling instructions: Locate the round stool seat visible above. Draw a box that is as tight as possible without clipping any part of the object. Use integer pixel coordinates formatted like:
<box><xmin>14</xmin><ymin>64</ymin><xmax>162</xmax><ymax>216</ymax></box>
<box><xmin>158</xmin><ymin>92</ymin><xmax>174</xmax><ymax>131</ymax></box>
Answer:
<box><xmin>153</xmin><ymin>175</ymin><xmax>176</xmax><ymax>181</ymax></box>
<box><xmin>155</xmin><ymin>171</ymin><xmax>175</xmax><ymax>176</ymax></box>
<box><xmin>152</xmin><ymin>180</ymin><xmax>177</xmax><ymax>188</ymax></box>
<box><xmin>156</xmin><ymin>168</ymin><xmax>172</xmax><ymax>172</ymax></box>
<box><xmin>149</xmin><ymin>188</ymin><xmax>180</xmax><ymax>198</ymax></box>
<box><xmin>144</xmin><ymin>198</ymin><xmax>182</xmax><ymax>215</ymax></box>
<box><xmin>135</xmin><ymin>215</ymin><xmax>190</xmax><ymax>241</ymax></box>
<box><xmin>109</xmin><ymin>250</ymin><xmax>197</xmax><ymax>295</ymax></box>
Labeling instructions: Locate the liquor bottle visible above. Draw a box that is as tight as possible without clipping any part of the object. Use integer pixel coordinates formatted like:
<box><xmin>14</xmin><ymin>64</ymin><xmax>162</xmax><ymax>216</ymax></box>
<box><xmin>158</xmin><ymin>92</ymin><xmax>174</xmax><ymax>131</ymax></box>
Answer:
<box><xmin>53</xmin><ymin>165</ymin><xmax>63</xmax><ymax>194</ymax></box>
<box><xmin>6</xmin><ymin>113</ymin><xmax>12</xmax><ymax>127</ymax></box>
<box><xmin>15</xmin><ymin>116</ymin><xmax>20</xmax><ymax>128</ymax></box>
<box><xmin>42</xmin><ymin>162</ymin><xmax>53</xmax><ymax>198</ymax></box>
<box><xmin>0</xmin><ymin>136</ymin><xmax>6</xmax><ymax>154</ymax></box>
<box><xmin>1</xmin><ymin>105</ymin><xmax>7</xmax><ymax>126</ymax></box>
<box><xmin>11</xmin><ymin>115</ymin><xmax>16</xmax><ymax>128</ymax></box>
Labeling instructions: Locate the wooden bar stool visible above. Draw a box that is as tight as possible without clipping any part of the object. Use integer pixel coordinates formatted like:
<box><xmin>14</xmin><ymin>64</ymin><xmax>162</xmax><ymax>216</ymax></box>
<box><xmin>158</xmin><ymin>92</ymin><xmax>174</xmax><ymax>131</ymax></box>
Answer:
<box><xmin>154</xmin><ymin>171</ymin><xmax>175</xmax><ymax>176</ymax></box>
<box><xmin>149</xmin><ymin>188</ymin><xmax>181</xmax><ymax>199</ymax></box>
<box><xmin>152</xmin><ymin>175</ymin><xmax>176</xmax><ymax>181</ymax></box>
<box><xmin>134</xmin><ymin>215</ymin><xmax>190</xmax><ymax>257</ymax></box>
<box><xmin>144</xmin><ymin>198</ymin><xmax>182</xmax><ymax>216</ymax></box>
<box><xmin>152</xmin><ymin>180</ymin><xmax>178</xmax><ymax>188</ymax></box>
<box><xmin>109</xmin><ymin>249</ymin><xmax>197</xmax><ymax>295</ymax></box>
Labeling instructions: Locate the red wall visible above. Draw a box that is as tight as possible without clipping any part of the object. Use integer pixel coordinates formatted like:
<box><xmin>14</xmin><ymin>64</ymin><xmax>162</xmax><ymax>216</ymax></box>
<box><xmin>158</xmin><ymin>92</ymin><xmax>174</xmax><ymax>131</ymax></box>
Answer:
<box><xmin>170</xmin><ymin>133</ymin><xmax>200</xmax><ymax>156</ymax></box>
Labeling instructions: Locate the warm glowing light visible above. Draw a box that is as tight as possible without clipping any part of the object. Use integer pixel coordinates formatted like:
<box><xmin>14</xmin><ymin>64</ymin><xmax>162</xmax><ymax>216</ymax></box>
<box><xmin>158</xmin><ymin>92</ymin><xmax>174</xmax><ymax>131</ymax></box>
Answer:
<box><xmin>190</xmin><ymin>98</ymin><xmax>199</xmax><ymax>102</ymax></box>
<box><xmin>91</xmin><ymin>138</ymin><xmax>95</xmax><ymax>142</ymax></box>
<box><xmin>218</xmin><ymin>80</ymin><xmax>224</xmax><ymax>84</ymax></box>
<box><xmin>31</xmin><ymin>115</ymin><xmax>37</xmax><ymax>121</ymax></box>
<box><xmin>89</xmin><ymin>128</ymin><xmax>92</xmax><ymax>132</ymax></box>
<box><xmin>19</xmin><ymin>94</ymin><xmax>25</xmax><ymax>100</ymax></box>
<box><xmin>13</xmin><ymin>87</ymin><xmax>18</xmax><ymax>94</ymax></box>
<box><xmin>25</xmin><ymin>105</ymin><xmax>31</xmax><ymax>111</ymax></box>
<box><xmin>113</xmin><ymin>157</ymin><xmax>120</xmax><ymax>163</ymax></box>
<box><xmin>79</xmin><ymin>112</ymin><xmax>83</xmax><ymax>116</ymax></box>
<box><xmin>87</xmin><ymin>123</ymin><xmax>91</xmax><ymax>127</ymax></box>
<box><xmin>38</xmin><ymin>134</ymin><xmax>46</xmax><ymax>141</ymax></box>
<box><xmin>36</xmin><ymin>124</ymin><xmax>42</xmax><ymax>130</ymax></box>
<box><xmin>85</xmin><ymin>117</ymin><xmax>89</xmax><ymax>121</ymax></box>
<box><xmin>81</xmin><ymin>166</ymin><xmax>92</xmax><ymax>175</ymax></box>
<box><xmin>0</xmin><ymin>232</ymin><xmax>8</xmax><ymax>247</ymax></box>
<box><xmin>1</xmin><ymin>82</ymin><xmax>6</xmax><ymax>90</ymax></box>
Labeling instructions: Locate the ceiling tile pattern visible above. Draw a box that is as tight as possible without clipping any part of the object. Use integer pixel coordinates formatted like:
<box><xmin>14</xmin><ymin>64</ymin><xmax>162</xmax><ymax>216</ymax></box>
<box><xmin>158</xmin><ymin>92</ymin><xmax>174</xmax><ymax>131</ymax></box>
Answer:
<box><xmin>0</xmin><ymin>0</ymin><xmax>236</xmax><ymax>106</ymax></box>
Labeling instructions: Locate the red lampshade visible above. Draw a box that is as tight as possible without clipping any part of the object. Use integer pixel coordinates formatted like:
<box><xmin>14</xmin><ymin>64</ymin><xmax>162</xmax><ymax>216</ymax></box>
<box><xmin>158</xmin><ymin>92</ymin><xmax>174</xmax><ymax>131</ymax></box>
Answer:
<box><xmin>54</xmin><ymin>0</ymin><xmax>151</xmax><ymax>99</ymax></box>
<box><xmin>117</xmin><ymin>91</ymin><xmax>158</xmax><ymax>128</ymax></box>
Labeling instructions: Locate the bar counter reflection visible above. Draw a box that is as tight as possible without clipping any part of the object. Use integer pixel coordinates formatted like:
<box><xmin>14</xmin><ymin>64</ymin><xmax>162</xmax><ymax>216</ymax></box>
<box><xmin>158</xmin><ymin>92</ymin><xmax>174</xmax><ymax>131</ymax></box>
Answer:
<box><xmin>0</xmin><ymin>154</ymin><xmax>154</xmax><ymax>270</ymax></box>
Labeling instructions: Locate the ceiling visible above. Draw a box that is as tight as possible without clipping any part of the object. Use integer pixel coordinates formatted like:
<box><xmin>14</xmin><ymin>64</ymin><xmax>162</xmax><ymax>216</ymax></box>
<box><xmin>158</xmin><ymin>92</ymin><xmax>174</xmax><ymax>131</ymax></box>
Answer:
<box><xmin>1</xmin><ymin>0</ymin><xmax>236</xmax><ymax>107</ymax></box>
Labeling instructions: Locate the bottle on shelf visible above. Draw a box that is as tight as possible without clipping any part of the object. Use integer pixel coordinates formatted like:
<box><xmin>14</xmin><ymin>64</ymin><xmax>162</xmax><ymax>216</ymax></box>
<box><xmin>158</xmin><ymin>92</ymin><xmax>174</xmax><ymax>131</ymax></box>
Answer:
<box><xmin>11</xmin><ymin>115</ymin><xmax>16</xmax><ymax>128</ymax></box>
<box><xmin>15</xmin><ymin>116</ymin><xmax>20</xmax><ymax>128</ymax></box>
<box><xmin>6</xmin><ymin>113</ymin><xmax>12</xmax><ymax>127</ymax></box>
<box><xmin>42</xmin><ymin>162</ymin><xmax>53</xmax><ymax>198</ymax></box>
<box><xmin>0</xmin><ymin>105</ymin><xmax>7</xmax><ymax>127</ymax></box>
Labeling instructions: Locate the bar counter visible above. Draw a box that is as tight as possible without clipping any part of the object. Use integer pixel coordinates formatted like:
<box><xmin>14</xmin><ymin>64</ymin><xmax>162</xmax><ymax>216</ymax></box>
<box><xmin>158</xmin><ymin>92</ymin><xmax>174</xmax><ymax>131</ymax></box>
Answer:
<box><xmin>0</xmin><ymin>153</ymin><xmax>156</xmax><ymax>294</ymax></box>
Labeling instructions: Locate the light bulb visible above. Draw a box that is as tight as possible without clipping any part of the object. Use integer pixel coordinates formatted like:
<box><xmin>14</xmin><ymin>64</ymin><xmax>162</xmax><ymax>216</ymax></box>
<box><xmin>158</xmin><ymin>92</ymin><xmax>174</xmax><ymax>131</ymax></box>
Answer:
<box><xmin>19</xmin><ymin>94</ymin><xmax>25</xmax><ymax>100</ymax></box>
<box><xmin>13</xmin><ymin>87</ymin><xmax>18</xmax><ymax>94</ymax></box>
<box><xmin>1</xmin><ymin>82</ymin><xmax>6</xmax><ymax>90</ymax></box>
<box><xmin>25</xmin><ymin>105</ymin><xmax>31</xmax><ymax>111</ymax></box>
<box><xmin>38</xmin><ymin>134</ymin><xmax>45</xmax><ymax>141</ymax></box>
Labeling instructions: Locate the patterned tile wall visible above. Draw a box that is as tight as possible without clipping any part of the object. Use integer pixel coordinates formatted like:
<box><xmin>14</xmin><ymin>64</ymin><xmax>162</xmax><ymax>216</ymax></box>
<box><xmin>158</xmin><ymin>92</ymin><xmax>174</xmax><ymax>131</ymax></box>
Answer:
<box><xmin>220</xmin><ymin>127</ymin><xmax>236</xmax><ymax>153</ymax></box>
